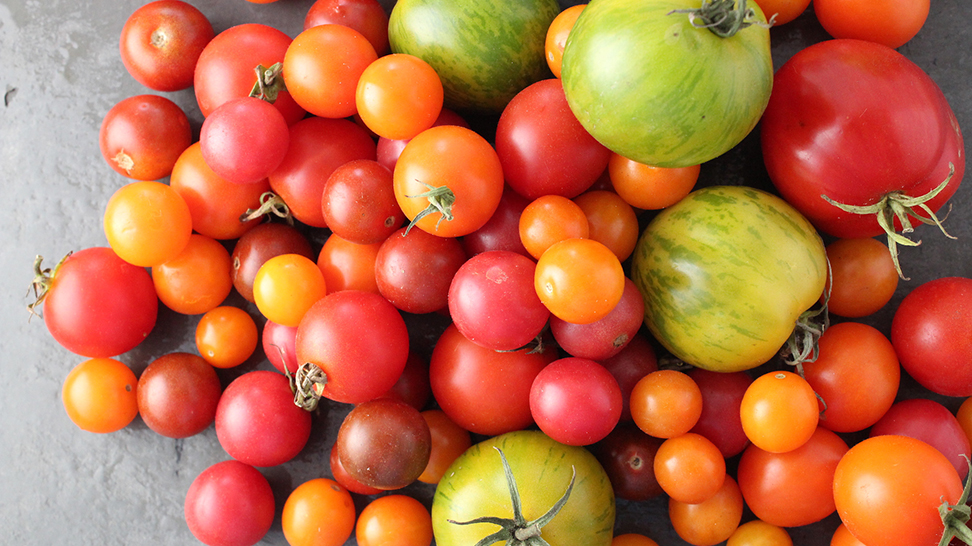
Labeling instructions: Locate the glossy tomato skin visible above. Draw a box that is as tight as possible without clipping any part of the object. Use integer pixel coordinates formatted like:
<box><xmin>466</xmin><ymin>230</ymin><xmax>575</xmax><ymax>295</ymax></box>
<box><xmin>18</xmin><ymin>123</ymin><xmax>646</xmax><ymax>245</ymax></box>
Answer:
<box><xmin>432</xmin><ymin>430</ymin><xmax>615</xmax><ymax>546</ymax></box>
<box><xmin>549</xmin><ymin>276</ymin><xmax>643</xmax><ymax>361</ymax></box>
<box><xmin>99</xmin><ymin>94</ymin><xmax>191</xmax><ymax>181</ymax></box>
<box><xmin>870</xmin><ymin>398</ymin><xmax>972</xmax><ymax>480</ymax></box>
<box><xmin>891</xmin><ymin>276</ymin><xmax>972</xmax><ymax>396</ymax></box>
<box><xmin>529</xmin><ymin>357</ymin><xmax>622</xmax><ymax>446</ymax></box>
<box><xmin>687</xmin><ymin>368</ymin><xmax>752</xmax><ymax>458</ymax></box>
<box><xmin>376</xmin><ymin>227</ymin><xmax>467</xmax><ymax>314</ymax></box>
<box><xmin>119</xmin><ymin>0</ymin><xmax>214</xmax><ymax>92</ymax></box>
<box><xmin>199</xmin><ymin>96</ymin><xmax>290</xmax><ymax>185</ymax></box>
<box><xmin>761</xmin><ymin>39</ymin><xmax>964</xmax><ymax>239</ymax></box>
<box><xmin>137</xmin><ymin>352</ymin><xmax>221</xmax><ymax>438</ymax></box>
<box><xmin>304</xmin><ymin>0</ymin><xmax>389</xmax><ymax>55</ymax></box>
<box><xmin>184</xmin><ymin>460</ymin><xmax>274</xmax><ymax>546</ymax></box>
<box><xmin>591</xmin><ymin>421</ymin><xmax>664</xmax><ymax>501</ymax></box>
<box><xmin>39</xmin><ymin>247</ymin><xmax>158</xmax><ymax>358</ymax></box>
<box><xmin>631</xmin><ymin>186</ymin><xmax>827</xmax><ymax>372</ymax></box>
<box><xmin>230</xmin><ymin>222</ymin><xmax>314</xmax><ymax>304</ymax></box>
<box><xmin>321</xmin><ymin>159</ymin><xmax>403</xmax><ymax>245</ymax></box>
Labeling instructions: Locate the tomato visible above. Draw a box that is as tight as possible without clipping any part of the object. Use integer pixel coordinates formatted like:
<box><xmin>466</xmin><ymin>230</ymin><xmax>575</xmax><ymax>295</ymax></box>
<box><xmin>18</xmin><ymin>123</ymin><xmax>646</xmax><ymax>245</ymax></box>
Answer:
<box><xmin>357</xmin><ymin>494</ymin><xmax>433</xmax><ymax>546</ymax></box>
<box><xmin>549</xmin><ymin>276</ymin><xmax>643</xmax><ymax>361</ymax></box>
<box><xmin>573</xmin><ymin>190</ymin><xmax>639</xmax><ymax>262</ymax></box>
<box><xmin>394</xmin><ymin>125</ymin><xmax>505</xmax><ymax>238</ymax></box>
<box><xmin>283</xmin><ymin>23</ymin><xmax>378</xmax><ymax>119</ymax></box>
<box><xmin>737</xmin><ymin>426</ymin><xmax>848</xmax><ymax>528</ymax></box>
<box><xmin>891</xmin><ymin>276</ymin><xmax>972</xmax><ymax>396</ymax></box>
<box><xmin>295</xmin><ymin>290</ymin><xmax>410</xmax><ymax>405</ymax></box>
<box><xmin>230</xmin><ymin>222</ymin><xmax>314</xmax><ymax>303</ymax></box>
<box><xmin>377</xmin><ymin>351</ymin><xmax>432</xmax><ymax>411</ymax></box>
<box><xmin>356</xmin><ymin>53</ymin><xmax>443</xmax><ymax>140</ymax></box>
<box><xmin>376</xmin><ymin>108</ymin><xmax>470</xmax><ymax>172</ymax></box>
<box><xmin>199</xmin><ymin>96</ymin><xmax>290</xmax><ymax>185</ymax></box>
<box><xmin>461</xmin><ymin>185</ymin><xmax>532</xmax><ymax>258</ymax></box>
<box><xmin>813</xmin><ymin>0</ymin><xmax>929</xmax><ymax>48</ymax></box>
<box><xmin>668</xmin><ymin>475</ymin><xmax>744</xmax><ymax>546</ymax></box>
<box><xmin>195</xmin><ymin>306</ymin><xmax>258</xmax><ymax>369</ymax></box>
<box><xmin>429</xmin><ymin>323</ymin><xmax>555</xmax><ymax>436</ymax></box>
<box><xmin>751</xmin><ymin>0</ymin><xmax>811</xmax><ymax>25</ymax></box>
<box><xmin>432</xmin><ymin>430</ymin><xmax>615</xmax><ymax>546</ymax></box>
<box><xmin>322</xmin><ymin>159</ymin><xmax>404</xmax><ymax>245</ymax></box>
<box><xmin>336</xmin><ymin>397</ymin><xmax>431</xmax><ymax>490</ymax></box>
<box><xmin>761</xmin><ymin>39</ymin><xmax>964</xmax><ymax>276</ymax></box>
<box><xmin>801</xmin><ymin>321</ymin><xmax>900</xmax><ymax>433</ymax></box>
<box><xmin>418</xmin><ymin>409</ymin><xmax>472</xmax><ymax>485</ymax></box>
<box><xmin>61</xmin><ymin>357</ymin><xmax>139</xmax><ymax>433</ymax></box>
<box><xmin>30</xmin><ymin>247</ymin><xmax>157</xmax><ymax>358</ymax></box>
<box><xmin>545</xmin><ymin>4</ymin><xmax>585</xmax><ymax>78</ymax></box>
<box><xmin>653</xmin><ymin>432</ymin><xmax>726</xmax><ymax>504</ymax></box>
<box><xmin>591</xmin><ymin>421</ymin><xmax>664</xmax><ymax>501</ymax></box>
<box><xmin>630</xmin><ymin>369</ymin><xmax>703</xmax><ymax>439</ymax></box>
<box><xmin>726</xmin><ymin>520</ymin><xmax>793</xmax><ymax>546</ymax></box>
<box><xmin>530</xmin><ymin>357</ymin><xmax>622</xmax><ymax>446</ymax></box>
<box><xmin>561</xmin><ymin>0</ymin><xmax>772</xmax><ymax>168</ymax></box>
<box><xmin>388</xmin><ymin>0</ymin><xmax>560</xmax><ymax>112</ymax></box>
<box><xmin>448</xmin><ymin>250</ymin><xmax>550</xmax><ymax>351</ymax></box>
<box><xmin>831</xmin><ymin>524</ymin><xmax>867</xmax><ymax>546</ymax></box>
<box><xmin>599</xmin><ymin>334</ymin><xmax>659</xmax><ymax>423</ymax></box>
<box><xmin>170</xmin><ymin>143</ymin><xmax>268</xmax><ymax>240</ymax></box>
<box><xmin>281</xmin><ymin>478</ymin><xmax>356</xmax><ymax>546</ymax></box>
<box><xmin>376</xmin><ymin>227</ymin><xmax>467</xmax><ymax>315</ymax></box>
<box><xmin>269</xmin><ymin>116</ymin><xmax>377</xmax><ymax>228</ymax></box>
<box><xmin>137</xmin><ymin>352</ymin><xmax>221</xmax><ymax>438</ymax></box>
<box><xmin>870</xmin><ymin>398</ymin><xmax>972</xmax><ymax>480</ymax></box>
<box><xmin>99</xmin><ymin>94</ymin><xmax>191</xmax><ymax>181</ymax></box>
<box><xmin>740</xmin><ymin>371</ymin><xmax>819</xmax><ymax>454</ymax></box>
<box><xmin>193</xmin><ymin>23</ymin><xmax>305</xmax><ymax>125</ymax></box>
<box><xmin>687</xmin><ymin>368</ymin><xmax>752</xmax><ymax>458</ymax></box>
<box><xmin>833</xmin><ymin>435</ymin><xmax>964</xmax><ymax>546</ymax></box>
<box><xmin>304</xmin><ymin>0</ymin><xmax>390</xmax><ymax>55</ymax></box>
<box><xmin>214</xmin><ymin>370</ymin><xmax>312</xmax><ymax>468</ymax></box>
<box><xmin>824</xmin><ymin>237</ymin><xmax>899</xmax><ymax>317</ymax></box>
<box><xmin>607</xmin><ymin>154</ymin><xmax>700</xmax><ymax>211</ymax></box>
<box><xmin>631</xmin><ymin>185</ymin><xmax>827</xmax><ymax>372</ymax></box>
<box><xmin>519</xmin><ymin>194</ymin><xmax>590</xmax><ymax>260</ymax></box>
<box><xmin>329</xmin><ymin>447</ymin><xmax>383</xmax><ymax>496</ymax></box>
<box><xmin>152</xmin><ymin>233</ymin><xmax>233</xmax><ymax>316</ymax></box>
<box><xmin>535</xmin><ymin>238</ymin><xmax>625</xmax><ymax>325</ymax></box>
<box><xmin>612</xmin><ymin>535</ymin><xmax>659</xmax><ymax>546</ymax></box>
<box><xmin>262</xmin><ymin>319</ymin><xmax>298</xmax><ymax>376</ymax></box>
<box><xmin>495</xmin><ymin>78</ymin><xmax>611</xmax><ymax>199</ymax></box>
<box><xmin>119</xmin><ymin>0</ymin><xmax>214</xmax><ymax>91</ymax></box>
<box><xmin>252</xmin><ymin>253</ymin><xmax>327</xmax><ymax>328</ymax></box>
<box><xmin>317</xmin><ymin>233</ymin><xmax>382</xmax><ymax>294</ymax></box>
<box><xmin>184</xmin><ymin>460</ymin><xmax>274</xmax><ymax>546</ymax></box>
<box><xmin>103</xmin><ymin>180</ymin><xmax>193</xmax><ymax>267</ymax></box>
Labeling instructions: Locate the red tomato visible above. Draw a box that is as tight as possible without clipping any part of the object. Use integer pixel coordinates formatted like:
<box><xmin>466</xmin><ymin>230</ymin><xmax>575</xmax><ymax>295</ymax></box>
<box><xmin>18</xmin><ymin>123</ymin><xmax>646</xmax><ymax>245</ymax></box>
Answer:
<box><xmin>761</xmin><ymin>39</ymin><xmax>964</xmax><ymax>269</ymax></box>
<box><xmin>529</xmin><ymin>357</ymin><xmax>622</xmax><ymax>446</ymax></box>
<box><xmin>599</xmin><ymin>334</ymin><xmax>659</xmax><ymax>423</ymax></box>
<box><xmin>591</xmin><ymin>421</ymin><xmax>664</xmax><ymax>501</ymax></box>
<box><xmin>824</xmin><ymin>237</ymin><xmax>899</xmax><ymax>317</ymax></box>
<box><xmin>99</xmin><ymin>94</ymin><xmax>191</xmax><ymax>181</ymax></box>
<box><xmin>262</xmin><ymin>319</ymin><xmax>299</xmax><ymax>376</ymax></box>
<box><xmin>870</xmin><ymin>398</ymin><xmax>971</xmax><ymax>480</ymax></box>
<box><xmin>137</xmin><ymin>352</ymin><xmax>221</xmax><ymax>438</ymax></box>
<box><xmin>304</xmin><ymin>0</ymin><xmax>390</xmax><ymax>55</ymax></box>
<box><xmin>376</xmin><ymin>108</ymin><xmax>469</xmax><ymax>172</ymax></box>
<box><xmin>891</xmin><ymin>276</ymin><xmax>972</xmax><ymax>396</ymax></box>
<box><xmin>30</xmin><ymin>247</ymin><xmax>157</xmax><ymax>358</ymax></box>
<box><xmin>119</xmin><ymin>0</ymin><xmax>214</xmax><ymax>91</ymax></box>
<box><xmin>184</xmin><ymin>460</ymin><xmax>274</xmax><ymax>546</ymax></box>
<box><xmin>376</xmin><ymin>227</ymin><xmax>467</xmax><ymax>314</ymax></box>
<box><xmin>549</xmin><ymin>276</ymin><xmax>644</xmax><ymax>361</ymax></box>
<box><xmin>460</xmin><ymin>185</ymin><xmax>532</xmax><ymax>258</ymax></box>
<box><xmin>322</xmin><ymin>159</ymin><xmax>404</xmax><ymax>245</ymax></box>
<box><xmin>495</xmin><ymin>78</ymin><xmax>610</xmax><ymax>199</ymax></box>
<box><xmin>687</xmin><ymin>368</ymin><xmax>752</xmax><ymax>459</ymax></box>
<box><xmin>230</xmin><ymin>222</ymin><xmax>315</xmax><ymax>304</ymax></box>
<box><xmin>199</xmin><ymin>96</ymin><xmax>290</xmax><ymax>185</ymax></box>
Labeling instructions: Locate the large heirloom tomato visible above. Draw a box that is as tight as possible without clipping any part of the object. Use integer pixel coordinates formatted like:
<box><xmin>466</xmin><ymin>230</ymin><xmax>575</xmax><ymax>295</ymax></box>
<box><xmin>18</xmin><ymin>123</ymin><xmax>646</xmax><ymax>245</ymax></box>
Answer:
<box><xmin>761</xmin><ymin>39</ymin><xmax>964</xmax><ymax>274</ymax></box>
<box><xmin>561</xmin><ymin>0</ymin><xmax>773</xmax><ymax>168</ymax></box>
<box><xmin>631</xmin><ymin>186</ymin><xmax>827</xmax><ymax>372</ymax></box>
<box><xmin>431</xmin><ymin>430</ymin><xmax>615</xmax><ymax>546</ymax></box>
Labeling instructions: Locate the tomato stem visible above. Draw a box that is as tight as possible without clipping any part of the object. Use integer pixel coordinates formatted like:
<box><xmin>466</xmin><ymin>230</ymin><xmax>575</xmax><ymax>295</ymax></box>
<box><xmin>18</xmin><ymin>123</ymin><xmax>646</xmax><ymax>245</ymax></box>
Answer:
<box><xmin>249</xmin><ymin>62</ymin><xmax>286</xmax><ymax>103</ymax></box>
<box><xmin>27</xmin><ymin>253</ymin><xmax>71</xmax><ymax>321</ymax></box>
<box><xmin>447</xmin><ymin>447</ymin><xmax>576</xmax><ymax>546</ymax></box>
<box><xmin>668</xmin><ymin>0</ymin><xmax>774</xmax><ymax>38</ymax></box>
<box><xmin>822</xmin><ymin>163</ymin><xmax>956</xmax><ymax>281</ymax></box>
<box><xmin>240</xmin><ymin>191</ymin><xmax>294</xmax><ymax>225</ymax></box>
<box><xmin>939</xmin><ymin>456</ymin><xmax>972</xmax><ymax>546</ymax></box>
<box><xmin>404</xmin><ymin>180</ymin><xmax>455</xmax><ymax>235</ymax></box>
<box><xmin>286</xmin><ymin>362</ymin><xmax>327</xmax><ymax>412</ymax></box>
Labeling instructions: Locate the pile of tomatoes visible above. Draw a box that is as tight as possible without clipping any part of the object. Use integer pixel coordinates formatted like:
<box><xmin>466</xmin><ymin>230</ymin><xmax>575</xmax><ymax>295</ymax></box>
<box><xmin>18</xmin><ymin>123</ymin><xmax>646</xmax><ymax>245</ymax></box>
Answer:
<box><xmin>27</xmin><ymin>0</ymin><xmax>972</xmax><ymax>545</ymax></box>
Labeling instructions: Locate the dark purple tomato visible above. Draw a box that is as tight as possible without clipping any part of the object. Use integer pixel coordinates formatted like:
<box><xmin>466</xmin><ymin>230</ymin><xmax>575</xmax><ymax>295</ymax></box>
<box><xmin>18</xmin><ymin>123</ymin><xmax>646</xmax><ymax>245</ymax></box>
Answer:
<box><xmin>329</xmin><ymin>445</ymin><xmax>384</xmax><ymax>495</ymax></box>
<box><xmin>199</xmin><ymin>96</ymin><xmax>290</xmax><ymax>185</ymax></box>
<box><xmin>336</xmin><ymin>397</ymin><xmax>431</xmax><ymax>490</ymax></box>
<box><xmin>529</xmin><ymin>357</ymin><xmax>622</xmax><ymax>446</ymax></box>
<box><xmin>448</xmin><ymin>250</ymin><xmax>550</xmax><ymax>351</ymax></box>
<box><xmin>230</xmin><ymin>222</ymin><xmax>315</xmax><ymax>303</ymax></box>
<box><xmin>870</xmin><ymin>397</ymin><xmax>972</xmax><ymax>479</ymax></box>
<box><xmin>184</xmin><ymin>459</ymin><xmax>274</xmax><ymax>546</ymax></box>
<box><xmin>687</xmin><ymin>368</ymin><xmax>753</xmax><ymax>458</ymax></box>
<box><xmin>598</xmin><ymin>334</ymin><xmax>659</xmax><ymax>422</ymax></box>
<box><xmin>592</xmin><ymin>421</ymin><xmax>665</xmax><ymax>501</ymax></box>
<box><xmin>461</xmin><ymin>185</ymin><xmax>532</xmax><ymax>258</ymax></box>
<box><xmin>214</xmin><ymin>370</ymin><xmax>312</xmax><ymax>467</ymax></box>
<box><xmin>550</xmin><ymin>276</ymin><xmax>644</xmax><ymax>360</ymax></box>
<box><xmin>321</xmin><ymin>159</ymin><xmax>404</xmax><ymax>244</ymax></box>
<box><xmin>137</xmin><ymin>352</ymin><xmax>221</xmax><ymax>438</ymax></box>
<box><xmin>375</xmin><ymin>226</ymin><xmax>467</xmax><ymax>314</ymax></box>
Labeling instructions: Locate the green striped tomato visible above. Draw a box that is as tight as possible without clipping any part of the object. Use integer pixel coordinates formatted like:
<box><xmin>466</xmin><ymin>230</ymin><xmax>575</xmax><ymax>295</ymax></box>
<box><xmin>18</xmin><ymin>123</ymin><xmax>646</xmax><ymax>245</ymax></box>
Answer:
<box><xmin>431</xmin><ymin>430</ymin><xmax>615</xmax><ymax>546</ymax></box>
<box><xmin>561</xmin><ymin>0</ymin><xmax>773</xmax><ymax>168</ymax></box>
<box><xmin>631</xmin><ymin>186</ymin><xmax>827</xmax><ymax>373</ymax></box>
<box><xmin>388</xmin><ymin>0</ymin><xmax>559</xmax><ymax>112</ymax></box>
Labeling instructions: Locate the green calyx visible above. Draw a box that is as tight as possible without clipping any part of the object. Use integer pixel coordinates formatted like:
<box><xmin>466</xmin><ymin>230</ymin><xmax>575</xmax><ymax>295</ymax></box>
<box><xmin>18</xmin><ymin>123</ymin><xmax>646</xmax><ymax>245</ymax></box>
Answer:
<box><xmin>249</xmin><ymin>62</ymin><xmax>286</xmax><ymax>103</ymax></box>
<box><xmin>404</xmin><ymin>180</ymin><xmax>456</xmax><ymax>235</ymax></box>
<box><xmin>448</xmin><ymin>447</ymin><xmax>576</xmax><ymax>546</ymax></box>
<box><xmin>822</xmin><ymin>162</ymin><xmax>957</xmax><ymax>281</ymax></box>
<box><xmin>669</xmin><ymin>0</ymin><xmax>774</xmax><ymax>38</ymax></box>
<box><xmin>27</xmin><ymin>253</ymin><xmax>70</xmax><ymax>320</ymax></box>
<box><xmin>938</xmin><ymin>456</ymin><xmax>972</xmax><ymax>546</ymax></box>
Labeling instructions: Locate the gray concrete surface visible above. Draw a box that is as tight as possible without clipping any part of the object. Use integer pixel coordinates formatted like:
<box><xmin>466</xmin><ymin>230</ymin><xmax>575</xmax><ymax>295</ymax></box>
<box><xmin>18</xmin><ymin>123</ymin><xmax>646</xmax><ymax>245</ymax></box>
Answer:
<box><xmin>1</xmin><ymin>0</ymin><xmax>970</xmax><ymax>545</ymax></box>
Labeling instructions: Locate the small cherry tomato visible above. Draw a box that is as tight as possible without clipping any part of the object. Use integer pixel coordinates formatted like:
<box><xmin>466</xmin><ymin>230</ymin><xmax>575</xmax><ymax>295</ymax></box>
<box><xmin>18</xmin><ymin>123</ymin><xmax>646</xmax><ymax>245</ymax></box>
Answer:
<box><xmin>184</xmin><ymin>460</ymin><xmax>274</xmax><ymax>546</ymax></box>
<box><xmin>356</xmin><ymin>494</ymin><xmax>433</xmax><ymax>546</ymax></box>
<box><xmin>630</xmin><ymin>369</ymin><xmax>703</xmax><ymax>439</ymax></box>
<box><xmin>103</xmin><ymin>180</ymin><xmax>193</xmax><ymax>267</ymax></box>
<box><xmin>534</xmin><ymin>238</ymin><xmax>625</xmax><ymax>324</ymax></box>
<box><xmin>62</xmin><ymin>357</ymin><xmax>139</xmax><ymax>434</ymax></box>
<box><xmin>253</xmin><ymin>253</ymin><xmax>327</xmax><ymax>327</ymax></box>
<box><xmin>740</xmin><ymin>371</ymin><xmax>819</xmax><ymax>453</ymax></box>
<box><xmin>137</xmin><ymin>352</ymin><xmax>221</xmax><ymax>438</ymax></box>
<box><xmin>195</xmin><ymin>306</ymin><xmax>258</xmax><ymax>369</ymax></box>
<box><xmin>152</xmin><ymin>233</ymin><xmax>233</xmax><ymax>316</ymax></box>
<box><xmin>281</xmin><ymin>478</ymin><xmax>356</xmax><ymax>546</ymax></box>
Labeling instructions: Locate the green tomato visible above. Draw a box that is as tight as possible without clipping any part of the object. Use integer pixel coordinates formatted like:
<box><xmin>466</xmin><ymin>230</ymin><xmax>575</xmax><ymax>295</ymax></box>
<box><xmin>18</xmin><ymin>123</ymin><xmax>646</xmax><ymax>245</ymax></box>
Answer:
<box><xmin>561</xmin><ymin>0</ymin><xmax>773</xmax><ymax>168</ymax></box>
<box><xmin>432</xmin><ymin>430</ymin><xmax>615</xmax><ymax>546</ymax></box>
<box><xmin>631</xmin><ymin>185</ymin><xmax>827</xmax><ymax>372</ymax></box>
<box><xmin>388</xmin><ymin>0</ymin><xmax>559</xmax><ymax>112</ymax></box>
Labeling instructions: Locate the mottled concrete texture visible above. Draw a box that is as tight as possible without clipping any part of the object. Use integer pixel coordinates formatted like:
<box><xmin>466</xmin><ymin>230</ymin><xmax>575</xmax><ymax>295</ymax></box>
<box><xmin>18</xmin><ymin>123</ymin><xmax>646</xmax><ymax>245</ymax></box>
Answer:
<box><xmin>1</xmin><ymin>0</ymin><xmax>970</xmax><ymax>545</ymax></box>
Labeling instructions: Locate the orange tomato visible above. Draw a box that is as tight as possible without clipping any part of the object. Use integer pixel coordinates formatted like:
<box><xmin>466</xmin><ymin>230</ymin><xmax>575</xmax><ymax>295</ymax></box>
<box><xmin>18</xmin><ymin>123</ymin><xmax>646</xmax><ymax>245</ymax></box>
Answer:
<box><xmin>62</xmin><ymin>358</ymin><xmax>139</xmax><ymax>433</ymax></box>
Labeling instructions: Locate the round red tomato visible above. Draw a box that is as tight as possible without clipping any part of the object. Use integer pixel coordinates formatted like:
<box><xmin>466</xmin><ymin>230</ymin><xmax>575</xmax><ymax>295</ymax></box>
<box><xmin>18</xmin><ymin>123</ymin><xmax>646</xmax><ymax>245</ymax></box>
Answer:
<box><xmin>529</xmin><ymin>357</ymin><xmax>622</xmax><ymax>446</ymax></box>
<box><xmin>119</xmin><ymin>0</ymin><xmax>214</xmax><ymax>91</ymax></box>
<box><xmin>375</xmin><ymin>226</ymin><xmax>467</xmax><ymax>314</ymax></box>
<box><xmin>137</xmin><ymin>352</ymin><xmax>221</xmax><ymax>438</ymax></box>
<box><xmin>870</xmin><ymin>398</ymin><xmax>972</xmax><ymax>480</ymax></box>
<box><xmin>184</xmin><ymin>460</ymin><xmax>274</xmax><ymax>546</ymax></box>
<box><xmin>99</xmin><ymin>94</ymin><xmax>191</xmax><ymax>181</ymax></box>
<box><xmin>199</xmin><ymin>96</ymin><xmax>290</xmax><ymax>185</ymax></box>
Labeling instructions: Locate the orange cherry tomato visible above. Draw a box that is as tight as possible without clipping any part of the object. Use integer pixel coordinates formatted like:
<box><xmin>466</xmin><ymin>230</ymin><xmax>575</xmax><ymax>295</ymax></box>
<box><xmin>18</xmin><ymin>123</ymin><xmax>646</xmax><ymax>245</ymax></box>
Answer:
<box><xmin>281</xmin><ymin>478</ymin><xmax>356</xmax><ymax>546</ymax></box>
<box><xmin>519</xmin><ymin>194</ymin><xmax>590</xmax><ymax>260</ymax></box>
<box><xmin>726</xmin><ymin>519</ymin><xmax>793</xmax><ymax>546</ymax></box>
<box><xmin>356</xmin><ymin>53</ymin><xmax>444</xmax><ymax>140</ymax></box>
<box><xmin>573</xmin><ymin>189</ymin><xmax>639</xmax><ymax>262</ymax></box>
<box><xmin>612</xmin><ymin>534</ymin><xmax>660</xmax><ymax>546</ymax></box>
<box><xmin>253</xmin><ymin>253</ymin><xmax>327</xmax><ymax>327</ymax></box>
<box><xmin>62</xmin><ymin>358</ymin><xmax>139</xmax><ymax>433</ymax></box>
<box><xmin>317</xmin><ymin>233</ymin><xmax>382</xmax><ymax>294</ymax></box>
<box><xmin>608</xmin><ymin>153</ymin><xmax>700</xmax><ymax>210</ymax></box>
<box><xmin>195</xmin><ymin>306</ymin><xmax>259</xmax><ymax>369</ymax></box>
<box><xmin>812</xmin><ymin>0</ymin><xmax>929</xmax><ymax>48</ymax></box>
<box><xmin>152</xmin><ymin>233</ymin><xmax>233</xmax><ymax>316</ymax></box>
<box><xmin>630</xmin><ymin>370</ymin><xmax>704</xmax><ymax>439</ymax></box>
<box><xmin>653</xmin><ymin>432</ymin><xmax>727</xmax><ymax>504</ymax></box>
<box><xmin>355</xmin><ymin>494</ymin><xmax>433</xmax><ymax>546</ymax></box>
<box><xmin>752</xmin><ymin>0</ymin><xmax>811</xmax><ymax>26</ymax></box>
<box><xmin>669</xmin><ymin>475</ymin><xmax>744</xmax><ymax>546</ymax></box>
<box><xmin>103</xmin><ymin>180</ymin><xmax>193</xmax><ymax>267</ymax></box>
<box><xmin>824</xmin><ymin>237</ymin><xmax>899</xmax><ymax>317</ymax></box>
<box><xmin>534</xmin><ymin>238</ymin><xmax>625</xmax><ymax>324</ymax></box>
<box><xmin>740</xmin><ymin>371</ymin><xmax>819</xmax><ymax>453</ymax></box>
<box><xmin>544</xmin><ymin>4</ymin><xmax>585</xmax><ymax>78</ymax></box>
<box><xmin>418</xmin><ymin>409</ymin><xmax>472</xmax><ymax>485</ymax></box>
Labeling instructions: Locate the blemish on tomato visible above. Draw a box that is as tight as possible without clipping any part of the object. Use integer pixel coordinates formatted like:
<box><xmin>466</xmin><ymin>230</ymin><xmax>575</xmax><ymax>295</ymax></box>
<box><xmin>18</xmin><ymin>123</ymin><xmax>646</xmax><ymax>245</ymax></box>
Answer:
<box><xmin>485</xmin><ymin>266</ymin><xmax>508</xmax><ymax>284</ymax></box>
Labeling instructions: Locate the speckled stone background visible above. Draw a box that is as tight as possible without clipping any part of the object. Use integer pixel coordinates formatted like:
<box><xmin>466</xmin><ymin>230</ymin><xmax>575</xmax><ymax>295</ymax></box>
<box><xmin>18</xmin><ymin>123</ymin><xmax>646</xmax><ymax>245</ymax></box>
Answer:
<box><xmin>1</xmin><ymin>0</ymin><xmax>970</xmax><ymax>545</ymax></box>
